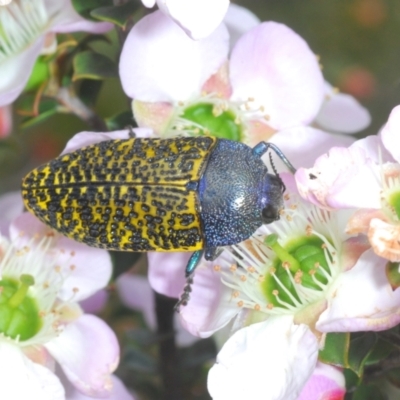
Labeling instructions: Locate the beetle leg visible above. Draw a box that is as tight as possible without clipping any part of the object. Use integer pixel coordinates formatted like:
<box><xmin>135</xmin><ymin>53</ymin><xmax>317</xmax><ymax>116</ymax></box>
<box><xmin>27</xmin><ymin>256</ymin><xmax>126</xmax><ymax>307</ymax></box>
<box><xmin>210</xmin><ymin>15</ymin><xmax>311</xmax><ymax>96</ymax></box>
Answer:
<box><xmin>252</xmin><ymin>142</ymin><xmax>296</xmax><ymax>174</ymax></box>
<box><xmin>185</xmin><ymin>250</ymin><xmax>204</xmax><ymax>277</ymax></box>
<box><xmin>125</xmin><ymin>125</ymin><xmax>136</xmax><ymax>138</ymax></box>
<box><xmin>204</xmin><ymin>247</ymin><xmax>223</xmax><ymax>261</ymax></box>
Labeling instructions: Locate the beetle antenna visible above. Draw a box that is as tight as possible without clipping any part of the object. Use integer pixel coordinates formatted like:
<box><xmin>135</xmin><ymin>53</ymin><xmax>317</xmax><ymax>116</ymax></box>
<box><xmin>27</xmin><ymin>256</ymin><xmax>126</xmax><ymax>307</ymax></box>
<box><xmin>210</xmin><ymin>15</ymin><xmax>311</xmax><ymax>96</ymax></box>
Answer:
<box><xmin>269</xmin><ymin>152</ymin><xmax>286</xmax><ymax>193</ymax></box>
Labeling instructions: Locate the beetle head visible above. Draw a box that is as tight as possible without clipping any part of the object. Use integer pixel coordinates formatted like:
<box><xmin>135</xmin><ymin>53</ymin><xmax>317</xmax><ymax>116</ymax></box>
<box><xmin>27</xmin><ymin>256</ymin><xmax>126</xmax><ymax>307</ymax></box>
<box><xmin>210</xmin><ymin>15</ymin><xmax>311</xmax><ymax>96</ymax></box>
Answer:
<box><xmin>260</xmin><ymin>173</ymin><xmax>285</xmax><ymax>225</ymax></box>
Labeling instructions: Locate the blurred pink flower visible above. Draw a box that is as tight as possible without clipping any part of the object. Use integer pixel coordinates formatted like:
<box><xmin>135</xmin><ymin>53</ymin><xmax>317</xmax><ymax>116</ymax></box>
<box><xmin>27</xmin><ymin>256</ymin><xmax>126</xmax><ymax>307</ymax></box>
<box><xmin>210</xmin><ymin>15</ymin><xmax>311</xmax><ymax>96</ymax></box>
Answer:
<box><xmin>295</xmin><ymin>105</ymin><xmax>400</xmax><ymax>262</ymax></box>
<box><xmin>141</xmin><ymin>0</ymin><xmax>229</xmax><ymax>40</ymax></box>
<box><xmin>298</xmin><ymin>363</ymin><xmax>345</xmax><ymax>400</ymax></box>
<box><xmin>0</xmin><ymin>105</ymin><xmax>12</xmax><ymax>138</ymax></box>
<box><xmin>175</xmin><ymin>175</ymin><xmax>400</xmax><ymax>399</ymax></box>
<box><xmin>0</xmin><ymin>0</ymin><xmax>112</xmax><ymax>107</ymax></box>
<box><xmin>0</xmin><ymin>203</ymin><xmax>129</xmax><ymax>399</ymax></box>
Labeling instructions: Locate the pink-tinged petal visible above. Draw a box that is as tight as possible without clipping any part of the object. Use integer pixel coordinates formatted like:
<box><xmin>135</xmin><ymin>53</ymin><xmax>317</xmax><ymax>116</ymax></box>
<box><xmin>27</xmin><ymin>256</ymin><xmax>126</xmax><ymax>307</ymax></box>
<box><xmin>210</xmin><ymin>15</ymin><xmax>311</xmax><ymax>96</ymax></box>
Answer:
<box><xmin>0</xmin><ymin>342</ymin><xmax>65</xmax><ymax>400</ymax></box>
<box><xmin>46</xmin><ymin>0</ymin><xmax>112</xmax><ymax>34</ymax></box>
<box><xmin>230</xmin><ymin>22</ymin><xmax>324</xmax><ymax>130</ymax></box>
<box><xmin>133</xmin><ymin>101</ymin><xmax>175</xmax><ymax>135</ymax></box>
<box><xmin>0</xmin><ymin>191</ymin><xmax>23</xmax><ymax>236</ymax></box>
<box><xmin>295</xmin><ymin>146</ymin><xmax>380</xmax><ymax>209</ymax></box>
<box><xmin>45</xmin><ymin>314</ymin><xmax>119</xmax><ymax>397</ymax></box>
<box><xmin>65</xmin><ymin>375</ymin><xmax>135</xmax><ymax>400</ymax></box>
<box><xmin>269</xmin><ymin>126</ymin><xmax>355</xmax><ymax>170</ymax></box>
<box><xmin>314</xmin><ymin>84</ymin><xmax>371</xmax><ymax>134</ymax></box>
<box><xmin>317</xmin><ymin>249</ymin><xmax>400</xmax><ymax>332</ymax></box>
<box><xmin>148</xmin><ymin>251</ymin><xmax>189</xmax><ymax>298</ymax></box>
<box><xmin>0</xmin><ymin>105</ymin><xmax>12</xmax><ymax>138</ymax></box>
<box><xmin>298</xmin><ymin>362</ymin><xmax>345</xmax><ymax>400</ymax></box>
<box><xmin>368</xmin><ymin>218</ymin><xmax>400</xmax><ymax>262</ymax></box>
<box><xmin>0</xmin><ymin>37</ymin><xmax>44</xmax><ymax>107</ymax></box>
<box><xmin>346</xmin><ymin>209</ymin><xmax>386</xmax><ymax>235</ymax></box>
<box><xmin>156</xmin><ymin>0</ymin><xmax>229</xmax><ymax>40</ymax></box>
<box><xmin>80</xmin><ymin>289</ymin><xmax>108</xmax><ymax>314</ymax></box>
<box><xmin>224</xmin><ymin>4</ymin><xmax>260</xmax><ymax>49</ymax></box>
<box><xmin>201</xmin><ymin>62</ymin><xmax>232</xmax><ymax>99</ymax></box>
<box><xmin>208</xmin><ymin>317</ymin><xmax>318</xmax><ymax>400</ymax></box>
<box><xmin>381</xmin><ymin>105</ymin><xmax>400</xmax><ymax>163</ymax></box>
<box><xmin>117</xmin><ymin>274</ymin><xmax>156</xmax><ymax>329</ymax></box>
<box><xmin>119</xmin><ymin>10</ymin><xmax>229</xmax><ymax>102</ymax></box>
<box><xmin>179</xmin><ymin>260</ymin><xmax>240</xmax><ymax>337</ymax></box>
<box><xmin>351</xmin><ymin>134</ymin><xmax>394</xmax><ymax>163</ymax></box>
<box><xmin>60</xmin><ymin>129</ymin><xmax>153</xmax><ymax>155</ymax></box>
<box><xmin>341</xmin><ymin>236</ymin><xmax>370</xmax><ymax>271</ymax></box>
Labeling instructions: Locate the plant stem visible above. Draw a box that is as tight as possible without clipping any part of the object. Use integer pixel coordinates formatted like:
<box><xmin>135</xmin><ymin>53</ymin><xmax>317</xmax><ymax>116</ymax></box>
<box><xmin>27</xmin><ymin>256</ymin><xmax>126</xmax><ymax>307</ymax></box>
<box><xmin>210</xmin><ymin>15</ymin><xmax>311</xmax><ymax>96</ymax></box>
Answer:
<box><xmin>56</xmin><ymin>87</ymin><xmax>108</xmax><ymax>131</ymax></box>
<box><xmin>155</xmin><ymin>291</ymin><xmax>183</xmax><ymax>400</ymax></box>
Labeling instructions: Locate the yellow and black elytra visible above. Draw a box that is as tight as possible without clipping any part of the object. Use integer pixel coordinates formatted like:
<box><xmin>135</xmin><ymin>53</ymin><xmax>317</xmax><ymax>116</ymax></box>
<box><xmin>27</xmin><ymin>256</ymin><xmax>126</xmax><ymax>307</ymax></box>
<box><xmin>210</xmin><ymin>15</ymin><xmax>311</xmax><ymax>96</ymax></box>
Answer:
<box><xmin>21</xmin><ymin>135</ymin><xmax>295</xmax><ymax>279</ymax></box>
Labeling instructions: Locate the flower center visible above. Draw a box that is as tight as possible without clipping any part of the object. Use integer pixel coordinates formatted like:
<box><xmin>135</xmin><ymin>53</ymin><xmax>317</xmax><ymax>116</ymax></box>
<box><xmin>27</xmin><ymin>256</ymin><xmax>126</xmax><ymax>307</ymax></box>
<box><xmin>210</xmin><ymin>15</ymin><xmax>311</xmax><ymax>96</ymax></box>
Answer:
<box><xmin>0</xmin><ymin>274</ymin><xmax>42</xmax><ymax>340</ymax></box>
<box><xmin>0</xmin><ymin>0</ymin><xmax>48</xmax><ymax>62</ymax></box>
<box><xmin>262</xmin><ymin>233</ymin><xmax>332</xmax><ymax>308</ymax></box>
<box><xmin>217</xmin><ymin>194</ymin><xmax>342</xmax><ymax>316</ymax></box>
<box><xmin>181</xmin><ymin>102</ymin><xmax>243</xmax><ymax>141</ymax></box>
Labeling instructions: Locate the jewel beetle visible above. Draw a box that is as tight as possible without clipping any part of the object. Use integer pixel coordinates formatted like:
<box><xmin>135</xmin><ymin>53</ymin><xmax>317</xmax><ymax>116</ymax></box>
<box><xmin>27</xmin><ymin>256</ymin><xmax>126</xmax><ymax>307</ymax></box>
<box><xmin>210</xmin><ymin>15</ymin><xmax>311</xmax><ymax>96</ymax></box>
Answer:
<box><xmin>21</xmin><ymin>136</ymin><xmax>295</xmax><ymax>277</ymax></box>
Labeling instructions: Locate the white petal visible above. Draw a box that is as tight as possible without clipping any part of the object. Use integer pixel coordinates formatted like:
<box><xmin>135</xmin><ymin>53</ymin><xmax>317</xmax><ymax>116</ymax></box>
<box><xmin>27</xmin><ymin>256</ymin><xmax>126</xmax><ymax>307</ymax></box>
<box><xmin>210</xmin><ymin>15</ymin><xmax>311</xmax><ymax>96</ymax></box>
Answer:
<box><xmin>224</xmin><ymin>4</ymin><xmax>260</xmax><ymax>49</ymax></box>
<box><xmin>45</xmin><ymin>314</ymin><xmax>119</xmax><ymax>397</ymax></box>
<box><xmin>156</xmin><ymin>0</ymin><xmax>229</xmax><ymax>40</ymax></box>
<box><xmin>119</xmin><ymin>10</ymin><xmax>229</xmax><ymax>102</ymax></box>
<box><xmin>317</xmin><ymin>249</ymin><xmax>400</xmax><ymax>332</ymax></box>
<box><xmin>314</xmin><ymin>82</ymin><xmax>371</xmax><ymax>134</ymax></box>
<box><xmin>0</xmin><ymin>342</ymin><xmax>64</xmax><ymax>400</ymax></box>
<box><xmin>60</xmin><ymin>129</ymin><xmax>137</xmax><ymax>155</ymax></box>
<box><xmin>380</xmin><ymin>105</ymin><xmax>400</xmax><ymax>163</ymax></box>
<box><xmin>64</xmin><ymin>374</ymin><xmax>134</xmax><ymax>400</ymax></box>
<box><xmin>142</xmin><ymin>0</ymin><xmax>156</xmax><ymax>7</ymax></box>
<box><xmin>208</xmin><ymin>316</ymin><xmax>318</xmax><ymax>400</ymax></box>
<box><xmin>0</xmin><ymin>191</ymin><xmax>24</xmax><ymax>236</ymax></box>
<box><xmin>0</xmin><ymin>37</ymin><xmax>44</xmax><ymax>107</ymax></box>
<box><xmin>179</xmin><ymin>259</ymin><xmax>240</xmax><ymax>338</ymax></box>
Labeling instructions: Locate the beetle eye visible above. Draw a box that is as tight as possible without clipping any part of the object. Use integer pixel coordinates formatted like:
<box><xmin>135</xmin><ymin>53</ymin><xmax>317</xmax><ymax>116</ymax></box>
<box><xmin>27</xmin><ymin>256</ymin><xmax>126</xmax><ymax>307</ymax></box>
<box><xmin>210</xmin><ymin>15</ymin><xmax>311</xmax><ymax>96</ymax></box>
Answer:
<box><xmin>262</xmin><ymin>204</ymin><xmax>280</xmax><ymax>224</ymax></box>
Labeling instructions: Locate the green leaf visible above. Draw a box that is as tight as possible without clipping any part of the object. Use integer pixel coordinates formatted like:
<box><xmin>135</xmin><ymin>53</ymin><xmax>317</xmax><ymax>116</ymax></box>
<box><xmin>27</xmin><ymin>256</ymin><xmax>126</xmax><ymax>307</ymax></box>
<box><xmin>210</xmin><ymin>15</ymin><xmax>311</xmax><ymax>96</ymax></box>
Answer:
<box><xmin>319</xmin><ymin>332</ymin><xmax>350</xmax><ymax>367</ymax></box>
<box><xmin>20</xmin><ymin>99</ymin><xmax>59</xmax><ymax>128</ymax></box>
<box><xmin>73</xmin><ymin>51</ymin><xmax>118</xmax><ymax>81</ymax></box>
<box><xmin>365</xmin><ymin>337</ymin><xmax>395</xmax><ymax>365</ymax></box>
<box><xmin>78</xmin><ymin>79</ymin><xmax>103</xmax><ymax>106</ymax></box>
<box><xmin>387</xmin><ymin>367</ymin><xmax>400</xmax><ymax>389</ymax></box>
<box><xmin>72</xmin><ymin>0</ymin><xmax>113</xmax><ymax>21</ymax></box>
<box><xmin>91</xmin><ymin>2</ymin><xmax>140</xmax><ymax>28</ymax></box>
<box><xmin>386</xmin><ymin>261</ymin><xmax>400</xmax><ymax>289</ymax></box>
<box><xmin>351</xmin><ymin>384</ymin><xmax>387</xmax><ymax>400</ymax></box>
<box><xmin>105</xmin><ymin>111</ymin><xmax>135</xmax><ymax>131</ymax></box>
<box><xmin>25</xmin><ymin>57</ymin><xmax>50</xmax><ymax>91</ymax></box>
<box><xmin>348</xmin><ymin>332</ymin><xmax>378</xmax><ymax>377</ymax></box>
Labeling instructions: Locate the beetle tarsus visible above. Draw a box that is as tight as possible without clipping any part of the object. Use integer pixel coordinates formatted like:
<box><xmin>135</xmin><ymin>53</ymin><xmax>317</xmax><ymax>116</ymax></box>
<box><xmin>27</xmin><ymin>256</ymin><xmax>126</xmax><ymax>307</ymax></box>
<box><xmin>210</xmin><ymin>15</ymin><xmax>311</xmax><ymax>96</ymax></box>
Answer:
<box><xmin>174</xmin><ymin>275</ymin><xmax>194</xmax><ymax>312</ymax></box>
